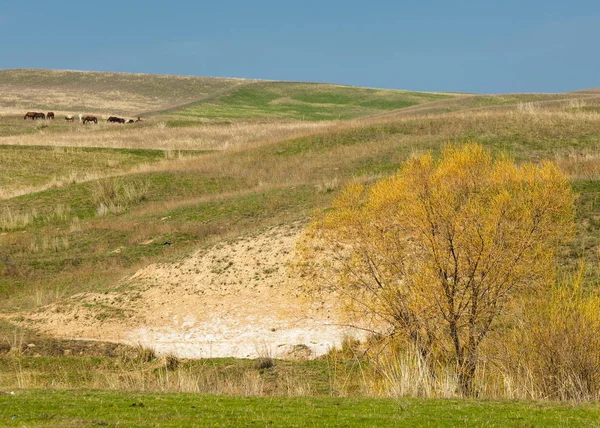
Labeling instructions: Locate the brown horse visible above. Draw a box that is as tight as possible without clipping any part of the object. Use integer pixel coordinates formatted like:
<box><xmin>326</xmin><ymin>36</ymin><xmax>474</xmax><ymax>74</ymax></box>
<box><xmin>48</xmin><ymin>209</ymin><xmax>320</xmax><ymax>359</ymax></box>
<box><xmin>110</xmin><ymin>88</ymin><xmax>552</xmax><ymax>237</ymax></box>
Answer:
<box><xmin>24</xmin><ymin>112</ymin><xmax>36</xmax><ymax>120</ymax></box>
<box><xmin>107</xmin><ymin>116</ymin><xmax>125</xmax><ymax>124</ymax></box>
<box><xmin>82</xmin><ymin>116</ymin><xmax>97</xmax><ymax>124</ymax></box>
<box><xmin>47</xmin><ymin>112</ymin><xmax>55</xmax><ymax>120</ymax></box>
<box><xmin>33</xmin><ymin>112</ymin><xmax>45</xmax><ymax>120</ymax></box>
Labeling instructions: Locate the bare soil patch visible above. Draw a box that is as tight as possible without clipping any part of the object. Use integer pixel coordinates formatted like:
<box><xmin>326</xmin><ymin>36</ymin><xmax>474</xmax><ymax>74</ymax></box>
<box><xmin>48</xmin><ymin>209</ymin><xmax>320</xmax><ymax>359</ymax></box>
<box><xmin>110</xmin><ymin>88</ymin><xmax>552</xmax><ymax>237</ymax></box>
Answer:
<box><xmin>21</xmin><ymin>225</ymin><xmax>353</xmax><ymax>359</ymax></box>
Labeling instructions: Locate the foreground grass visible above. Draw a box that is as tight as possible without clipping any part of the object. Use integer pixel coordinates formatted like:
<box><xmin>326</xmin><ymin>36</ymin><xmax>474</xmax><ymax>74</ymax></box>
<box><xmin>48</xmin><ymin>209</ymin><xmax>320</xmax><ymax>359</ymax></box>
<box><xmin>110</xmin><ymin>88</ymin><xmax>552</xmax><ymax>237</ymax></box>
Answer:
<box><xmin>1</xmin><ymin>390</ymin><xmax>599</xmax><ymax>427</ymax></box>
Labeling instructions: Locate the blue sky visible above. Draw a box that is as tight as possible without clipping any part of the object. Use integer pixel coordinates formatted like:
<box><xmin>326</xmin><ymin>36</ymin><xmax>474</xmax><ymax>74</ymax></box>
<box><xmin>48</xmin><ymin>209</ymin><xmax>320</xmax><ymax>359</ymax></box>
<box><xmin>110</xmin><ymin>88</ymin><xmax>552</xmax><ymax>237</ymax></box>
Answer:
<box><xmin>1</xmin><ymin>1</ymin><xmax>598</xmax><ymax>93</ymax></box>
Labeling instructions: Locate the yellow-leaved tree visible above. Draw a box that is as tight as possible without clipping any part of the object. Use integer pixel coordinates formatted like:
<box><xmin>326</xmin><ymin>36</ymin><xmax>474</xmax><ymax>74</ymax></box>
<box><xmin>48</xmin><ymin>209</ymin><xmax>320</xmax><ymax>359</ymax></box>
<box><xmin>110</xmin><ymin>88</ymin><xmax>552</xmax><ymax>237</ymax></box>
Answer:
<box><xmin>301</xmin><ymin>143</ymin><xmax>575</xmax><ymax>396</ymax></box>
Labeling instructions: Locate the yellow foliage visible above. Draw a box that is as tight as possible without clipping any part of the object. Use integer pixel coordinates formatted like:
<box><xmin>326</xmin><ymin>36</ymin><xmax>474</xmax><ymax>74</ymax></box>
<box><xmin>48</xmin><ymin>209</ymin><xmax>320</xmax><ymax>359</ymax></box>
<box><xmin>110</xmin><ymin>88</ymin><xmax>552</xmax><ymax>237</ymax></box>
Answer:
<box><xmin>505</xmin><ymin>265</ymin><xmax>600</xmax><ymax>400</ymax></box>
<box><xmin>301</xmin><ymin>143</ymin><xmax>575</xmax><ymax>396</ymax></box>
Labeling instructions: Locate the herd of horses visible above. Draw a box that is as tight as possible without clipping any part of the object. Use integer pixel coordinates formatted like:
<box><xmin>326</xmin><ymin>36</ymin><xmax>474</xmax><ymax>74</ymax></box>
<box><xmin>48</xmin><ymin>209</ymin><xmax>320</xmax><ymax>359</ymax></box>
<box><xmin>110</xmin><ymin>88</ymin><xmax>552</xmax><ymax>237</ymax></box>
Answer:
<box><xmin>24</xmin><ymin>111</ymin><xmax>53</xmax><ymax>120</ymax></box>
<box><xmin>24</xmin><ymin>112</ymin><xmax>142</xmax><ymax>125</ymax></box>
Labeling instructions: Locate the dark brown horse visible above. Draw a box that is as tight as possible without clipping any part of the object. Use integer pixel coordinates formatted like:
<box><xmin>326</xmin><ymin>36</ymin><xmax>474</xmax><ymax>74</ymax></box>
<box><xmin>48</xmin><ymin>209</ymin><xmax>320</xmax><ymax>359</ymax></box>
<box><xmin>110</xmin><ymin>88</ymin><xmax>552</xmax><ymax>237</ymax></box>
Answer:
<box><xmin>107</xmin><ymin>116</ymin><xmax>125</xmax><ymax>124</ymax></box>
<box><xmin>33</xmin><ymin>112</ymin><xmax>45</xmax><ymax>120</ymax></box>
<box><xmin>24</xmin><ymin>112</ymin><xmax>36</xmax><ymax>120</ymax></box>
<box><xmin>82</xmin><ymin>116</ymin><xmax>97</xmax><ymax>124</ymax></box>
<box><xmin>47</xmin><ymin>112</ymin><xmax>55</xmax><ymax>120</ymax></box>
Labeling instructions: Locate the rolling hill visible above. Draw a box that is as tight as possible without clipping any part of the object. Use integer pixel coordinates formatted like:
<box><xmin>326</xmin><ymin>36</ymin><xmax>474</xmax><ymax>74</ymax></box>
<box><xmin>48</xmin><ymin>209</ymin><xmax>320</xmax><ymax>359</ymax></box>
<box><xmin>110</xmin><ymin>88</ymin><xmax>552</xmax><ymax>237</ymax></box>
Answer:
<box><xmin>0</xmin><ymin>69</ymin><xmax>456</xmax><ymax>119</ymax></box>
<box><xmin>572</xmin><ymin>86</ymin><xmax>600</xmax><ymax>94</ymax></box>
<box><xmin>0</xmin><ymin>69</ymin><xmax>599</xmax><ymax>402</ymax></box>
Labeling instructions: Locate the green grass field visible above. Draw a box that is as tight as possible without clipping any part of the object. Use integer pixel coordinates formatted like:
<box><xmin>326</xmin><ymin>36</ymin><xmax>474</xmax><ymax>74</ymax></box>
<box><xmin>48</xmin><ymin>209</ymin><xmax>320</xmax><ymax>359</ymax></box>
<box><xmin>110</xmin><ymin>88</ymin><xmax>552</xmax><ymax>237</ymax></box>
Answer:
<box><xmin>1</xmin><ymin>390</ymin><xmax>599</xmax><ymax>427</ymax></box>
<box><xmin>169</xmin><ymin>81</ymin><xmax>455</xmax><ymax>121</ymax></box>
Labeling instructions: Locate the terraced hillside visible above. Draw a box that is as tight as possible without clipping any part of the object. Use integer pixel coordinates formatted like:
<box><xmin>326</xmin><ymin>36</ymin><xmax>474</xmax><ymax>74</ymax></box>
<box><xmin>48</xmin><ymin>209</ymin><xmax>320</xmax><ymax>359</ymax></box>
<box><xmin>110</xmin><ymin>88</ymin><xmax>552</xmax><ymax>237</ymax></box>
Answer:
<box><xmin>0</xmin><ymin>70</ymin><xmax>599</xmax><ymax>402</ymax></box>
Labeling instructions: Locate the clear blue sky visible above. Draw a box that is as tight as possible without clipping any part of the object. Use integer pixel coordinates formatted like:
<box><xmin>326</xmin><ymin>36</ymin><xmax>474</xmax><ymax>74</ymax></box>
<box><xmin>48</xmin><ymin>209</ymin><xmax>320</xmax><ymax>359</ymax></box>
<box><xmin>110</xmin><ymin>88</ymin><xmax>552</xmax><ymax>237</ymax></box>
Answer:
<box><xmin>1</xmin><ymin>1</ymin><xmax>598</xmax><ymax>93</ymax></box>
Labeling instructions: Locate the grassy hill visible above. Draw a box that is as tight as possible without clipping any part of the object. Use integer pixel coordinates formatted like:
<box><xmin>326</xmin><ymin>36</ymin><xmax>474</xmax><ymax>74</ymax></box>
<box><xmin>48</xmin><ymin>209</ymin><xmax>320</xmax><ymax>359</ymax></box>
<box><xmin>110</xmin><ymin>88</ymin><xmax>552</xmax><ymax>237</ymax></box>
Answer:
<box><xmin>0</xmin><ymin>70</ymin><xmax>600</xmax><ymax>412</ymax></box>
<box><xmin>165</xmin><ymin>81</ymin><xmax>455</xmax><ymax>121</ymax></box>
<box><xmin>0</xmin><ymin>69</ymin><xmax>253</xmax><ymax>115</ymax></box>
<box><xmin>0</xmin><ymin>69</ymin><xmax>455</xmax><ymax>120</ymax></box>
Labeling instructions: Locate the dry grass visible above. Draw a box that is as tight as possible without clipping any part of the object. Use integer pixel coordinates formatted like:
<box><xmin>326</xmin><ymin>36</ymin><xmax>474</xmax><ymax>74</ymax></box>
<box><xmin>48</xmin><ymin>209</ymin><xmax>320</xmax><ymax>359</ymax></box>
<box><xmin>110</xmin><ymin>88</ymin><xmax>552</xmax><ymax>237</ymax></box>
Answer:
<box><xmin>0</xmin><ymin>351</ymin><xmax>322</xmax><ymax>397</ymax></box>
<box><xmin>3</xmin><ymin>96</ymin><xmax>595</xmax><ymax>204</ymax></box>
<box><xmin>0</xmin><ymin>69</ymin><xmax>254</xmax><ymax>115</ymax></box>
<box><xmin>0</xmin><ymin>120</ymin><xmax>339</xmax><ymax>150</ymax></box>
<box><xmin>0</xmin><ymin>119</ymin><xmax>348</xmax><ymax>200</ymax></box>
<box><xmin>91</xmin><ymin>178</ymin><xmax>150</xmax><ymax>217</ymax></box>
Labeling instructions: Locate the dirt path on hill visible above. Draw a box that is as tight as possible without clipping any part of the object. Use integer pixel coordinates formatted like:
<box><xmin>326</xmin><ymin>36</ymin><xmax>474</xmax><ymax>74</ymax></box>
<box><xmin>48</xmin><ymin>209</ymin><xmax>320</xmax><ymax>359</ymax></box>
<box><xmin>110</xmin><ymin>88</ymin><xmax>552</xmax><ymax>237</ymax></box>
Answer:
<box><xmin>24</xmin><ymin>224</ymin><xmax>358</xmax><ymax>359</ymax></box>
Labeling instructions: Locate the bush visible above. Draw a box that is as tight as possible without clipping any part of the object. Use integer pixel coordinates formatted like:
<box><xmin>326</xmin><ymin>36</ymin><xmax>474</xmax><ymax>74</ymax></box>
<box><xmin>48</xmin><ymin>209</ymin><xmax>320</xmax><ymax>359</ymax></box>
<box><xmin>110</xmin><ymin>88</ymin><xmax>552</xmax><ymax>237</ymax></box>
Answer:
<box><xmin>91</xmin><ymin>178</ymin><xmax>149</xmax><ymax>216</ymax></box>
<box><xmin>503</xmin><ymin>266</ymin><xmax>600</xmax><ymax>400</ymax></box>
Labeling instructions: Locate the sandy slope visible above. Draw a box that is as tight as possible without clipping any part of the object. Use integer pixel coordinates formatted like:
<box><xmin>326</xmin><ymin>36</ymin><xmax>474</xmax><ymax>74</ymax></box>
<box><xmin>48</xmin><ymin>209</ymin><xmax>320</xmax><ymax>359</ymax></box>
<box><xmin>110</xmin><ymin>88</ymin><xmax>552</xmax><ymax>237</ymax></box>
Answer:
<box><xmin>27</xmin><ymin>224</ymin><xmax>356</xmax><ymax>359</ymax></box>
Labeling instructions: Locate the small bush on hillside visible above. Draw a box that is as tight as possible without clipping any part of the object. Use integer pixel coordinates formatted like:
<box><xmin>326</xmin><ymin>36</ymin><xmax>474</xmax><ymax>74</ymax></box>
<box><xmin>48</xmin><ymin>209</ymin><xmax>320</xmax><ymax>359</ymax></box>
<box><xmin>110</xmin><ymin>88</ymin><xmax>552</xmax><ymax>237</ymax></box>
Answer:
<box><xmin>163</xmin><ymin>353</ymin><xmax>180</xmax><ymax>371</ymax></box>
<box><xmin>118</xmin><ymin>344</ymin><xmax>157</xmax><ymax>367</ymax></box>
<box><xmin>92</xmin><ymin>178</ymin><xmax>149</xmax><ymax>216</ymax></box>
<box><xmin>0</xmin><ymin>208</ymin><xmax>38</xmax><ymax>231</ymax></box>
<box><xmin>255</xmin><ymin>358</ymin><xmax>275</xmax><ymax>371</ymax></box>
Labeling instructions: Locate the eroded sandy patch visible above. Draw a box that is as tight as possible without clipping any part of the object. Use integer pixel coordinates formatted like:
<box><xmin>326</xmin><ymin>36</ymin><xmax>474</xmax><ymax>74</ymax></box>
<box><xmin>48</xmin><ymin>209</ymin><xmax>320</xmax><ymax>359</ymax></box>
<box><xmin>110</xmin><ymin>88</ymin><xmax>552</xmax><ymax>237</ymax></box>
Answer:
<box><xmin>26</xmin><ymin>224</ymin><xmax>357</xmax><ymax>359</ymax></box>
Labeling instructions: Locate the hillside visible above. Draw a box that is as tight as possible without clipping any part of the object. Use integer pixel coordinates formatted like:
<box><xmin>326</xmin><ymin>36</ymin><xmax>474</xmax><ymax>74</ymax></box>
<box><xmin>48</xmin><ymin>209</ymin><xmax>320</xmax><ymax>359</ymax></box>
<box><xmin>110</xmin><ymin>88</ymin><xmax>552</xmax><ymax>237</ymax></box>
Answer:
<box><xmin>0</xmin><ymin>69</ymin><xmax>254</xmax><ymax>116</ymax></box>
<box><xmin>0</xmin><ymin>69</ymin><xmax>455</xmax><ymax>120</ymax></box>
<box><xmin>165</xmin><ymin>81</ymin><xmax>455</xmax><ymax>121</ymax></box>
<box><xmin>0</xmin><ymin>70</ymin><xmax>599</xmax><ymax>401</ymax></box>
<box><xmin>572</xmin><ymin>86</ymin><xmax>600</xmax><ymax>94</ymax></box>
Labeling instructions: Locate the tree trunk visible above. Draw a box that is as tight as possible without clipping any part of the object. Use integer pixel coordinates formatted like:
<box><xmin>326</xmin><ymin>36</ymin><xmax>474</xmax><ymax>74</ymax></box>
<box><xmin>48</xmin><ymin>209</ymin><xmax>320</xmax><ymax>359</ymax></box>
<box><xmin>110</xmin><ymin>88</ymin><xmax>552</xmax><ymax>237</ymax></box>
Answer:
<box><xmin>458</xmin><ymin>347</ymin><xmax>478</xmax><ymax>397</ymax></box>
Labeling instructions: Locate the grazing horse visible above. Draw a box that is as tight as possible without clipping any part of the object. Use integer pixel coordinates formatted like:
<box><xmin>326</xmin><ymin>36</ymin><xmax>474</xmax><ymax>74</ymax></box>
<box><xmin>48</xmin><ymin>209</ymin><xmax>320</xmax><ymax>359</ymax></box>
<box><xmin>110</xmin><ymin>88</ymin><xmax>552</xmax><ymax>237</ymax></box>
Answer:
<box><xmin>126</xmin><ymin>119</ymin><xmax>135</xmax><ymax>123</ymax></box>
<box><xmin>65</xmin><ymin>115</ymin><xmax>75</xmax><ymax>122</ymax></box>
<box><xmin>47</xmin><ymin>112</ymin><xmax>55</xmax><ymax>120</ymax></box>
<box><xmin>33</xmin><ymin>112</ymin><xmax>45</xmax><ymax>120</ymax></box>
<box><xmin>24</xmin><ymin>112</ymin><xmax>36</xmax><ymax>120</ymax></box>
<box><xmin>107</xmin><ymin>116</ymin><xmax>125</xmax><ymax>124</ymax></box>
<box><xmin>82</xmin><ymin>116</ymin><xmax>97</xmax><ymax>124</ymax></box>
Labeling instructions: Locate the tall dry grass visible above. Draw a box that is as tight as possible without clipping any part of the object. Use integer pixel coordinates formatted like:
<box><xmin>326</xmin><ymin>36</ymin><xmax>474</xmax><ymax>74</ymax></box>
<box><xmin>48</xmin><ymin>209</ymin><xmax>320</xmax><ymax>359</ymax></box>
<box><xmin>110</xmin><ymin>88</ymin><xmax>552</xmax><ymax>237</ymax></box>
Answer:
<box><xmin>0</xmin><ymin>120</ymin><xmax>339</xmax><ymax>151</ymax></box>
<box><xmin>499</xmin><ymin>267</ymin><xmax>600</xmax><ymax>401</ymax></box>
<box><xmin>91</xmin><ymin>178</ymin><xmax>149</xmax><ymax>216</ymax></box>
<box><xmin>0</xmin><ymin>204</ymin><xmax>71</xmax><ymax>231</ymax></box>
<box><xmin>357</xmin><ymin>266</ymin><xmax>600</xmax><ymax>401</ymax></box>
<box><xmin>0</xmin><ymin>346</ymin><xmax>315</xmax><ymax>397</ymax></box>
<box><xmin>555</xmin><ymin>150</ymin><xmax>600</xmax><ymax>180</ymax></box>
